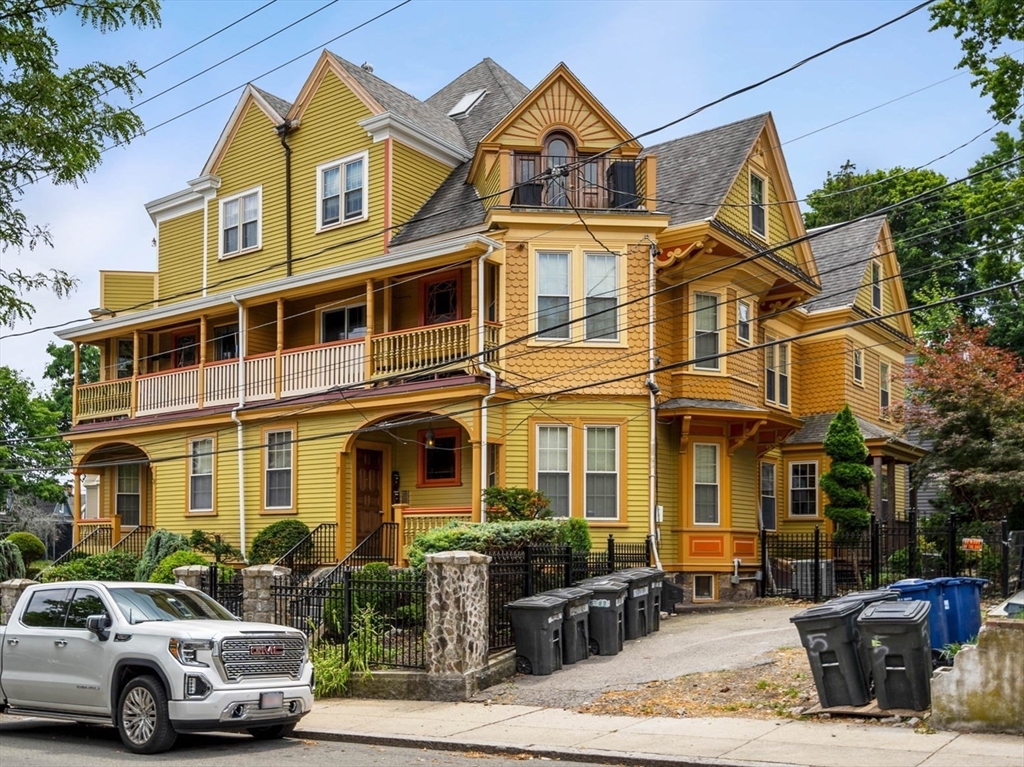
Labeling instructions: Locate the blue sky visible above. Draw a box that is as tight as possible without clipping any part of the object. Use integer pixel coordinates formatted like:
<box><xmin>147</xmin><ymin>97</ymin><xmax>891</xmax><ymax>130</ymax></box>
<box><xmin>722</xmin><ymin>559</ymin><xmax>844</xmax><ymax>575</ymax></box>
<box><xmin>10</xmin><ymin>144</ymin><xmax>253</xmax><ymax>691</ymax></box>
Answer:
<box><xmin>2</xmin><ymin>0</ymin><xmax>1004</xmax><ymax>386</ymax></box>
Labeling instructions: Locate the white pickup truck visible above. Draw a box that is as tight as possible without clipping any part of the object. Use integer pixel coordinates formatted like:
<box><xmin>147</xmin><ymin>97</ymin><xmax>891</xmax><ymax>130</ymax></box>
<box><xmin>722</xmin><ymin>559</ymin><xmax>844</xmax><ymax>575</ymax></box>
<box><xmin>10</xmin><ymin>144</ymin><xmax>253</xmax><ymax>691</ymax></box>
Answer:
<box><xmin>0</xmin><ymin>581</ymin><xmax>313</xmax><ymax>753</ymax></box>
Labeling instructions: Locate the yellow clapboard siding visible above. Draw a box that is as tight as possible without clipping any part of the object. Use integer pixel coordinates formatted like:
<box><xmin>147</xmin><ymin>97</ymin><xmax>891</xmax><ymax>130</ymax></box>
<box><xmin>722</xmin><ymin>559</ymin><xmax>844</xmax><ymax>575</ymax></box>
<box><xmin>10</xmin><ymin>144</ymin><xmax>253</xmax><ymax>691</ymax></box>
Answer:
<box><xmin>390</xmin><ymin>141</ymin><xmax>452</xmax><ymax>236</ymax></box>
<box><xmin>157</xmin><ymin>210</ymin><xmax>203</xmax><ymax>306</ymax></box>
<box><xmin>101</xmin><ymin>272</ymin><xmax>157</xmax><ymax>314</ymax></box>
<box><xmin>730</xmin><ymin>445</ymin><xmax>757</xmax><ymax>531</ymax></box>
<box><xmin>717</xmin><ymin>157</ymin><xmax>799</xmax><ymax>266</ymax></box>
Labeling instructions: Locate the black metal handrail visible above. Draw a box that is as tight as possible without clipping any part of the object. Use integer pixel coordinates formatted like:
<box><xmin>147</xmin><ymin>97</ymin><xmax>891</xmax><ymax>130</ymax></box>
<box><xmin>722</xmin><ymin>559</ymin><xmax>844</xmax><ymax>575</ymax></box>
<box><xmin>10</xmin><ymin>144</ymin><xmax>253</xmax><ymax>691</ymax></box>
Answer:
<box><xmin>336</xmin><ymin>522</ymin><xmax>399</xmax><ymax>571</ymax></box>
<box><xmin>110</xmin><ymin>525</ymin><xmax>154</xmax><ymax>558</ymax></box>
<box><xmin>50</xmin><ymin>524</ymin><xmax>113</xmax><ymax>567</ymax></box>
<box><xmin>274</xmin><ymin>522</ymin><xmax>338</xmax><ymax>575</ymax></box>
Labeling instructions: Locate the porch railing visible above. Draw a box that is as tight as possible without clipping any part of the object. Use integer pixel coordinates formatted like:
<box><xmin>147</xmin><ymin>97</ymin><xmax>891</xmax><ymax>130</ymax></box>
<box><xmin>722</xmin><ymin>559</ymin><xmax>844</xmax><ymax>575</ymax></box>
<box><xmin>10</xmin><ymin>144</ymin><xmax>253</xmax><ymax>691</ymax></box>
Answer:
<box><xmin>399</xmin><ymin>509</ymin><xmax>473</xmax><ymax>560</ymax></box>
<box><xmin>110</xmin><ymin>524</ymin><xmax>154</xmax><ymax>558</ymax></box>
<box><xmin>371</xmin><ymin>320</ymin><xmax>471</xmax><ymax>378</ymax></box>
<box><xmin>50</xmin><ymin>523</ymin><xmax>113</xmax><ymax>567</ymax></box>
<box><xmin>511</xmin><ymin>154</ymin><xmax>640</xmax><ymax>210</ymax></box>
<box><xmin>337</xmin><ymin>522</ymin><xmax>399</xmax><ymax>569</ymax></box>
<box><xmin>282</xmin><ymin>341</ymin><xmax>364</xmax><ymax>396</ymax></box>
<box><xmin>77</xmin><ymin>380</ymin><xmax>131</xmax><ymax>420</ymax></box>
<box><xmin>137</xmin><ymin>368</ymin><xmax>198</xmax><ymax>416</ymax></box>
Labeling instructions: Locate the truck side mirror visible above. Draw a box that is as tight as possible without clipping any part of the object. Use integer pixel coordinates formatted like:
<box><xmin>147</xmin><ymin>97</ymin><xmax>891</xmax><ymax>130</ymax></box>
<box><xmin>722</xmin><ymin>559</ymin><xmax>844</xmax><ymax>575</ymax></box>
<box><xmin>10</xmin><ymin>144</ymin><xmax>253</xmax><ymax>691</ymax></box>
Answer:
<box><xmin>86</xmin><ymin>614</ymin><xmax>112</xmax><ymax>641</ymax></box>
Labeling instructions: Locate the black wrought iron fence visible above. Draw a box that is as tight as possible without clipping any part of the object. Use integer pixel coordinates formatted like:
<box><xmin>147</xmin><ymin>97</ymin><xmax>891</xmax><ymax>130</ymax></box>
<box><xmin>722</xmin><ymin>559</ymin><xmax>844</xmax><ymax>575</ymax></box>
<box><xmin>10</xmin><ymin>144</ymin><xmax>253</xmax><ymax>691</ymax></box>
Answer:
<box><xmin>273</xmin><ymin>522</ymin><xmax>338</xmax><ymax>576</ymax></box>
<box><xmin>200</xmin><ymin>565</ymin><xmax>244</xmax><ymax>617</ymax></box>
<box><xmin>110</xmin><ymin>525</ymin><xmax>153</xmax><ymax>558</ymax></box>
<box><xmin>761</xmin><ymin>513</ymin><xmax>1021</xmax><ymax>601</ymax></box>
<box><xmin>486</xmin><ymin>535</ymin><xmax>652</xmax><ymax>651</ymax></box>
<box><xmin>271</xmin><ymin>563</ymin><xmax>425</xmax><ymax>669</ymax></box>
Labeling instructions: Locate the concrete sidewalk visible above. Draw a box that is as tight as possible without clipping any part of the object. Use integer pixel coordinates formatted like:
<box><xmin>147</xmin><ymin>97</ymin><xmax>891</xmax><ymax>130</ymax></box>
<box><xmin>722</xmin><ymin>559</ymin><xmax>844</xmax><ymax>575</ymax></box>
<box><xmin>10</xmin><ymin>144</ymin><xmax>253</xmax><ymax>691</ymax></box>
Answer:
<box><xmin>295</xmin><ymin>699</ymin><xmax>1024</xmax><ymax>767</ymax></box>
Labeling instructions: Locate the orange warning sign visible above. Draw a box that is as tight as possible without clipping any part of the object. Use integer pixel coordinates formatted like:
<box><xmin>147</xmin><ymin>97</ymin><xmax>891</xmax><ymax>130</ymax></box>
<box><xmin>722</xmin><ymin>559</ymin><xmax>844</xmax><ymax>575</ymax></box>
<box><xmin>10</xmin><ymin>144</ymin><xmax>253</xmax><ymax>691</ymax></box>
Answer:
<box><xmin>961</xmin><ymin>537</ymin><xmax>984</xmax><ymax>552</ymax></box>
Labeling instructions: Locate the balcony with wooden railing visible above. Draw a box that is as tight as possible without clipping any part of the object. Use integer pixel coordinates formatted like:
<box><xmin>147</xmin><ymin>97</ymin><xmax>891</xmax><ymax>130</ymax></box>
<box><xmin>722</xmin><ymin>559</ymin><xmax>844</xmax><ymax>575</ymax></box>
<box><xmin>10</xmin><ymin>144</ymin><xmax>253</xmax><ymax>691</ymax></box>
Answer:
<box><xmin>74</xmin><ymin>322</ymin><xmax>501</xmax><ymax>424</ymax></box>
<box><xmin>510</xmin><ymin>155</ymin><xmax>647</xmax><ymax>211</ymax></box>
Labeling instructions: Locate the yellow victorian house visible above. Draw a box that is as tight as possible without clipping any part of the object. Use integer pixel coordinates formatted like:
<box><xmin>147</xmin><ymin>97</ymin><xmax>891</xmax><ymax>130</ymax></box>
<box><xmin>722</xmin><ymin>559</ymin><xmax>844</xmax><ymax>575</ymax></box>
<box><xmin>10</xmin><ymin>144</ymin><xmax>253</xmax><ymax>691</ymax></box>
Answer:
<box><xmin>58</xmin><ymin>54</ymin><xmax>921</xmax><ymax>602</ymax></box>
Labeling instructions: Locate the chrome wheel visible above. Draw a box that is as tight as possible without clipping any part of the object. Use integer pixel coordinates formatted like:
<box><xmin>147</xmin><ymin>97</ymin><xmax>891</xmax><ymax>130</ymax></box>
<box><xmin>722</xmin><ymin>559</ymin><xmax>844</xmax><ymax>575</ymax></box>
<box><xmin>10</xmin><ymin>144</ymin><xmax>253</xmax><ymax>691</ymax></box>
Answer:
<box><xmin>122</xmin><ymin>685</ymin><xmax>157</xmax><ymax>745</ymax></box>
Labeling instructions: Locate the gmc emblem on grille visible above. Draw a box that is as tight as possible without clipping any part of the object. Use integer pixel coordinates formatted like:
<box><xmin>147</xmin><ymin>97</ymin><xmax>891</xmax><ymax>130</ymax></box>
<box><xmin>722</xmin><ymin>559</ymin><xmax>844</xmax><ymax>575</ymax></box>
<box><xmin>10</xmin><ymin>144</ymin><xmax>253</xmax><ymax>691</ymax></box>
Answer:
<box><xmin>249</xmin><ymin>645</ymin><xmax>285</xmax><ymax>656</ymax></box>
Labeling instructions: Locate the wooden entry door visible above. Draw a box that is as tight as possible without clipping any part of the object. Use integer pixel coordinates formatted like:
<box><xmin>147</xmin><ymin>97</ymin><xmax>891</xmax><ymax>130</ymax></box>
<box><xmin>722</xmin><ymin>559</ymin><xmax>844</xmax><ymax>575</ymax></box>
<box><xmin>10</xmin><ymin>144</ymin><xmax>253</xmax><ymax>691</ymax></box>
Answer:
<box><xmin>355</xmin><ymin>448</ymin><xmax>384</xmax><ymax>543</ymax></box>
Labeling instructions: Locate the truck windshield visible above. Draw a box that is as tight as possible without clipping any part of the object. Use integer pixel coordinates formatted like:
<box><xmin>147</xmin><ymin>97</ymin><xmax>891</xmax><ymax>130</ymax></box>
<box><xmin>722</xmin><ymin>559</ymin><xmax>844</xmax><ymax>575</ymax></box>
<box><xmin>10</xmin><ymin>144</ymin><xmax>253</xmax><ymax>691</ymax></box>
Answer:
<box><xmin>108</xmin><ymin>587</ymin><xmax>236</xmax><ymax>623</ymax></box>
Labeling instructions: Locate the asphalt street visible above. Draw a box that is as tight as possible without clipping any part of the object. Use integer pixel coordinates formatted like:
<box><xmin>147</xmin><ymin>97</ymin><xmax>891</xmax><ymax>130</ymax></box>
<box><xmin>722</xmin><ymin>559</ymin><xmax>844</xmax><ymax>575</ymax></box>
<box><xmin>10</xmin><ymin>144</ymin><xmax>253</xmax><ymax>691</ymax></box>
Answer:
<box><xmin>0</xmin><ymin>717</ymin><xmax>596</xmax><ymax>766</ymax></box>
<box><xmin>476</xmin><ymin>603</ymin><xmax>802</xmax><ymax>708</ymax></box>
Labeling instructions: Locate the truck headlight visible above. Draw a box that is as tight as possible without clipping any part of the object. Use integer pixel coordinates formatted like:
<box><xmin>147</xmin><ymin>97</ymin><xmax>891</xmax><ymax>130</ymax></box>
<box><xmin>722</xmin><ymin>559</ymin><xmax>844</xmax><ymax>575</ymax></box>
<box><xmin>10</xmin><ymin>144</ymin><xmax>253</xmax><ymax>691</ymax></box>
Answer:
<box><xmin>169</xmin><ymin>638</ymin><xmax>213</xmax><ymax>667</ymax></box>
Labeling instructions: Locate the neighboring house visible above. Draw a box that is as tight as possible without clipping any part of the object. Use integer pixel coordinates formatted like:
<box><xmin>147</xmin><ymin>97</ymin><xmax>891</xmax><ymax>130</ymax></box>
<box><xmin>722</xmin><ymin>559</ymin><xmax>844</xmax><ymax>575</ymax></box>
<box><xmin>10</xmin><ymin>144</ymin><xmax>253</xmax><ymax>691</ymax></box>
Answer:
<box><xmin>56</xmin><ymin>54</ymin><xmax>920</xmax><ymax>601</ymax></box>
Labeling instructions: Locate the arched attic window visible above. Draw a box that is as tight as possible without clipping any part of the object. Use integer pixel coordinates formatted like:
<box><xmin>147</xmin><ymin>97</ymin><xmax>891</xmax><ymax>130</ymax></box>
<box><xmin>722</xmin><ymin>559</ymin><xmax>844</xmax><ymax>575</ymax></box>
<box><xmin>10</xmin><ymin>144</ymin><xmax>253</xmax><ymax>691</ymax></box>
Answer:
<box><xmin>544</xmin><ymin>131</ymin><xmax>575</xmax><ymax>206</ymax></box>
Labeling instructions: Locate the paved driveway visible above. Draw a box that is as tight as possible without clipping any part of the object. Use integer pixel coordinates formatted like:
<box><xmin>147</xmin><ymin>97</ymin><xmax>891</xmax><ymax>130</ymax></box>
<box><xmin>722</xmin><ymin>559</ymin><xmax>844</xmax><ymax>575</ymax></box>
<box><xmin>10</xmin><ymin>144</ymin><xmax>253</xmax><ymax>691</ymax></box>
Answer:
<box><xmin>475</xmin><ymin>604</ymin><xmax>803</xmax><ymax>708</ymax></box>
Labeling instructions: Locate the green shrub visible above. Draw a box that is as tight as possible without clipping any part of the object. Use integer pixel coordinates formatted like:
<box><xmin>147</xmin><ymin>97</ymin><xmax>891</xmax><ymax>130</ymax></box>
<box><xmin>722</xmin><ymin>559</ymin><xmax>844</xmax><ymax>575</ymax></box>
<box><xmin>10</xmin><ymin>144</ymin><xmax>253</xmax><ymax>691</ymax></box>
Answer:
<box><xmin>483</xmin><ymin>486</ymin><xmax>551</xmax><ymax>520</ymax></box>
<box><xmin>189</xmin><ymin>530</ymin><xmax>243</xmax><ymax>562</ymax></box>
<box><xmin>248</xmin><ymin>519</ymin><xmax>310</xmax><ymax>565</ymax></box>
<box><xmin>149</xmin><ymin>550</ymin><xmax>209</xmax><ymax>584</ymax></box>
<box><xmin>407</xmin><ymin>518</ymin><xmax>588</xmax><ymax>569</ymax></box>
<box><xmin>6</xmin><ymin>532</ymin><xmax>45</xmax><ymax>565</ymax></box>
<box><xmin>135</xmin><ymin>529</ymin><xmax>192</xmax><ymax>581</ymax></box>
<box><xmin>26</xmin><ymin>559</ymin><xmax>48</xmax><ymax>580</ymax></box>
<box><xmin>39</xmin><ymin>550</ymin><xmax>139</xmax><ymax>582</ymax></box>
<box><xmin>0</xmin><ymin>539</ymin><xmax>26</xmax><ymax>580</ymax></box>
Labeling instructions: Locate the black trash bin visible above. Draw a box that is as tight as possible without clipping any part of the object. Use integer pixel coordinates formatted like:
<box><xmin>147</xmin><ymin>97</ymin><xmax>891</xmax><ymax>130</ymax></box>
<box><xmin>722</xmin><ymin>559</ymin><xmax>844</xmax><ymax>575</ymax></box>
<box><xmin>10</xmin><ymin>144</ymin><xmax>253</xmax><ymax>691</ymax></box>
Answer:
<box><xmin>507</xmin><ymin>594</ymin><xmax>566</xmax><ymax>676</ymax></box>
<box><xmin>790</xmin><ymin>600</ymin><xmax>871</xmax><ymax>708</ymax></box>
<box><xmin>614</xmin><ymin>569</ymin><xmax>652</xmax><ymax>640</ymax></box>
<box><xmin>857</xmin><ymin>600</ymin><xmax>932</xmax><ymax>711</ymax></box>
<box><xmin>545</xmin><ymin>587</ymin><xmax>592</xmax><ymax>665</ymax></box>
<box><xmin>831</xmin><ymin>589</ymin><xmax>898</xmax><ymax>691</ymax></box>
<box><xmin>620</xmin><ymin>568</ymin><xmax>665</xmax><ymax>632</ymax></box>
<box><xmin>577</xmin><ymin>577</ymin><xmax>626</xmax><ymax>656</ymax></box>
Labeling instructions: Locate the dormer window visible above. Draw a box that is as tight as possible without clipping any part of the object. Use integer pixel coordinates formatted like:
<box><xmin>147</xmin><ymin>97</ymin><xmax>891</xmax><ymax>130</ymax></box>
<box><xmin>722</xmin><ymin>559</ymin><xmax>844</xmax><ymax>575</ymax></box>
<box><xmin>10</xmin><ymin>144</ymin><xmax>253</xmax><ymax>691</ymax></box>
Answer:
<box><xmin>447</xmin><ymin>89</ymin><xmax>486</xmax><ymax>117</ymax></box>
<box><xmin>750</xmin><ymin>173</ymin><xmax>766</xmax><ymax>239</ymax></box>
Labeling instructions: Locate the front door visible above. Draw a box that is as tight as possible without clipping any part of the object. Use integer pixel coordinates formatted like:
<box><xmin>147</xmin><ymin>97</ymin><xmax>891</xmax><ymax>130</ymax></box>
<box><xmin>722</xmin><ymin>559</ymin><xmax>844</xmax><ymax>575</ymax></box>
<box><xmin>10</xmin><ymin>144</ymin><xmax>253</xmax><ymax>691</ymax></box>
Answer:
<box><xmin>355</xmin><ymin>448</ymin><xmax>384</xmax><ymax>544</ymax></box>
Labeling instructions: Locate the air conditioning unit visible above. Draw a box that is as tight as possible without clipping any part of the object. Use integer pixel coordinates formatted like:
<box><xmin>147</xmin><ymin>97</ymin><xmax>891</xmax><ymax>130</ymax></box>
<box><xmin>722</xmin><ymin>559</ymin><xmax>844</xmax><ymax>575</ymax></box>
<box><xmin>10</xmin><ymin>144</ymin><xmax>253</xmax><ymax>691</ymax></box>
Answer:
<box><xmin>792</xmin><ymin>559</ymin><xmax>836</xmax><ymax>598</ymax></box>
<box><xmin>606</xmin><ymin>161</ymin><xmax>638</xmax><ymax>209</ymax></box>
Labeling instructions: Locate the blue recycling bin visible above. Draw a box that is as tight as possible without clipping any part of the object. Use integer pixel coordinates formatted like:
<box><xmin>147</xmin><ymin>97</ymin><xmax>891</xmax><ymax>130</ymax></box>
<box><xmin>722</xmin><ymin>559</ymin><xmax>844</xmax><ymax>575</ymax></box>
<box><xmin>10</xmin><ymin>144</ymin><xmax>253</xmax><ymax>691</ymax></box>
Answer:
<box><xmin>932</xmin><ymin>576</ymin><xmax>987</xmax><ymax>644</ymax></box>
<box><xmin>888</xmin><ymin>578</ymin><xmax>950</xmax><ymax>652</ymax></box>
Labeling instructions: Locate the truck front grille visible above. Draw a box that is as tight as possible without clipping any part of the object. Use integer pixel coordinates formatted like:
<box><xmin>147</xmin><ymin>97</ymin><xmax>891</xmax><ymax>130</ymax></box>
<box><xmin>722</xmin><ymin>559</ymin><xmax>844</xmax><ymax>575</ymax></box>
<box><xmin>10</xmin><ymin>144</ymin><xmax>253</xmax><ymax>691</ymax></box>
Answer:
<box><xmin>219</xmin><ymin>634</ymin><xmax>305</xmax><ymax>681</ymax></box>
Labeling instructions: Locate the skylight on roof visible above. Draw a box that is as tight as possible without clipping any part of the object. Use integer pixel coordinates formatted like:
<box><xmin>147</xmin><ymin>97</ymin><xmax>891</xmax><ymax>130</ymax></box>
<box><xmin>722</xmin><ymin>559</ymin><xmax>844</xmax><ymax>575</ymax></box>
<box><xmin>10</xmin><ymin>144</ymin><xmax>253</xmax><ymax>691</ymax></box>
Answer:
<box><xmin>448</xmin><ymin>89</ymin><xmax>486</xmax><ymax>117</ymax></box>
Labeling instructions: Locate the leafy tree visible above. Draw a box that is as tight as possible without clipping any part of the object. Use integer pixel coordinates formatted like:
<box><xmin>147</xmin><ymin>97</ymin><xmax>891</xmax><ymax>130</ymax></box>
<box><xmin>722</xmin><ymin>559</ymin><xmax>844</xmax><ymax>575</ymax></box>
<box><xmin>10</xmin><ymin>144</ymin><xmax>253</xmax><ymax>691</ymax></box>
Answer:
<box><xmin>911</xmin><ymin>275</ymin><xmax>962</xmax><ymax>344</ymax></box>
<box><xmin>821</xmin><ymin>405</ymin><xmax>875</xmax><ymax>540</ymax></box>
<box><xmin>482</xmin><ymin>485</ymin><xmax>551</xmax><ymax>520</ymax></box>
<box><xmin>931</xmin><ymin>0</ymin><xmax>1024</xmax><ymax>127</ymax></box>
<box><xmin>0</xmin><ymin>0</ymin><xmax>160</xmax><ymax>326</ymax></box>
<box><xmin>0</xmin><ymin>366</ymin><xmax>67</xmax><ymax>502</ymax></box>
<box><xmin>42</xmin><ymin>342</ymin><xmax>99</xmax><ymax>431</ymax></box>
<box><xmin>898</xmin><ymin>322</ymin><xmax>1024</xmax><ymax>526</ymax></box>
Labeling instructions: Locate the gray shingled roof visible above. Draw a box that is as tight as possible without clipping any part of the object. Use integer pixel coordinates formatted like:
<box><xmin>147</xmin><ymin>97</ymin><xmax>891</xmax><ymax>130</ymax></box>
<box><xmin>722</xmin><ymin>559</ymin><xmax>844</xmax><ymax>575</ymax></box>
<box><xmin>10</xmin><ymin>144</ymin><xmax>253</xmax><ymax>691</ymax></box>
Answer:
<box><xmin>658</xmin><ymin>398</ymin><xmax>765</xmax><ymax>412</ymax></box>
<box><xmin>252</xmin><ymin>85</ymin><xmax>292</xmax><ymax>120</ymax></box>
<box><xmin>786</xmin><ymin>412</ymin><xmax>920</xmax><ymax>447</ymax></box>
<box><xmin>642</xmin><ymin>113</ymin><xmax>768</xmax><ymax>226</ymax></box>
<box><xmin>330</xmin><ymin>54</ymin><xmax>467</xmax><ymax>150</ymax></box>
<box><xmin>806</xmin><ymin>217</ymin><xmax>885</xmax><ymax>310</ymax></box>
<box><xmin>426</xmin><ymin>58</ymin><xmax>530</xmax><ymax>149</ymax></box>
<box><xmin>389</xmin><ymin>162</ymin><xmax>483</xmax><ymax>245</ymax></box>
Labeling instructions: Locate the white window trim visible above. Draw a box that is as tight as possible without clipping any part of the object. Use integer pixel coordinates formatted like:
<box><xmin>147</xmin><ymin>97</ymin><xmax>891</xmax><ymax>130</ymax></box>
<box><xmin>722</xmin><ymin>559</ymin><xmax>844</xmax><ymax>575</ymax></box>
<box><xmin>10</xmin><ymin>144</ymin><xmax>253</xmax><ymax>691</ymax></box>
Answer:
<box><xmin>536</xmin><ymin>423</ymin><xmax>571</xmax><ymax>519</ymax></box>
<box><xmin>316</xmin><ymin>151</ymin><xmax>369</xmax><ymax>232</ymax></box>
<box><xmin>853</xmin><ymin>349</ymin><xmax>864</xmax><ymax>386</ymax></box>
<box><xmin>264</xmin><ymin>428</ymin><xmax>294</xmax><ymax>510</ymax></box>
<box><xmin>749</xmin><ymin>171</ymin><xmax>767</xmax><ymax>241</ymax></box>
<box><xmin>871</xmin><ymin>260</ymin><xmax>883</xmax><ymax>313</ymax></box>
<box><xmin>188</xmin><ymin>437</ymin><xmax>215</xmax><ymax>513</ymax></box>
<box><xmin>764</xmin><ymin>334</ymin><xmax>790</xmax><ymax>409</ymax></box>
<box><xmin>584</xmin><ymin>424</ymin><xmax>619</xmax><ymax>520</ymax></box>
<box><xmin>693</xmin><ymin>292</ymin><xmax>721</xmax><ymax>372</ymax></box>
<box><xmin>737</xmin><ymin>300</ymin><xmax>752</xmax><ymax>345</ymax></box>
<box><xmin>880</xmin><ymin>361</ymin><xmax>891</xmax><ymax>414</ymax></box>
<box><xmin>693</xmin><ymin>442</ymin><xmax>720</xmax><ymax>526</ymax></box>
<box><xmin>218</xmin><ymin>185</ymin><xmax>263</xmax><ymax>259</ymax></box>
<box><xmin>788</xmin><ymin>460</ymin><xmax>819</xmax><ymax>518</ymax></box>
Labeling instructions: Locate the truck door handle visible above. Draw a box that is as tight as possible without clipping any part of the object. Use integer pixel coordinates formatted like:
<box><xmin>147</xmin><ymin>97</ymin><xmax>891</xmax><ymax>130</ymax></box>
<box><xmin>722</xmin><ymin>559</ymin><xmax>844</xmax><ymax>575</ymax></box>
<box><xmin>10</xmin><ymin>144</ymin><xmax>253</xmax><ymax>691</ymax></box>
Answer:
<box><xmin>54</xmin><ymin>639</ymin><xmax>67</xmax><ymax>647</ymax></box>
<box><xmin>6</xmin><ymin>638</ymin><xmax>18</xmax><ymax>646</ymax></box>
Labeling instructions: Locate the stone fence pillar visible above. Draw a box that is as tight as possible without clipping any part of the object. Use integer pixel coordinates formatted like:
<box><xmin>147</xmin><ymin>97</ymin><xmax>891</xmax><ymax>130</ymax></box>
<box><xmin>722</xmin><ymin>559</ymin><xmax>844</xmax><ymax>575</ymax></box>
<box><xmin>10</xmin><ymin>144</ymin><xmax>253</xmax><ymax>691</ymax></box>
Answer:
<box><xmin>173</xmin><ymin>564</ymin><xmax>208</xmax><ymax>590</ymax></box>
<box><xmin>425</xmin><ymin>551</ymin><xmax>490</xmax><ymax>695</ymax></box>
<box><xmin>242</xmin><ymin>565</ymin><xmax>291</xmax><ymax>623</ymax></box>
<box><xmin>2</xmin><ymin>579</ymin><xmax>38</xmax><ymax>624</ymax></box>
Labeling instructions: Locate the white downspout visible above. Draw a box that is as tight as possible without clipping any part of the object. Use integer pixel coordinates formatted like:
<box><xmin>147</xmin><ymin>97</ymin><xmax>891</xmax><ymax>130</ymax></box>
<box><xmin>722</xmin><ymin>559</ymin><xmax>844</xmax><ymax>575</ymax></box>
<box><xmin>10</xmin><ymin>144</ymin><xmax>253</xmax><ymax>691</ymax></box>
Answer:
<box><xmin>230</xmin><ymin>295</ymin><xmax>247</xmax><ymax>559</ymax></box>
<box><xmin>647</xmin><ymin>240</ymin><xmax>663</xmax><ymax>569</ymax></box>
<box><xmin>478</xmin><ymin>246</ymin><xmax>497</xmax><ymax>524</ymax></box>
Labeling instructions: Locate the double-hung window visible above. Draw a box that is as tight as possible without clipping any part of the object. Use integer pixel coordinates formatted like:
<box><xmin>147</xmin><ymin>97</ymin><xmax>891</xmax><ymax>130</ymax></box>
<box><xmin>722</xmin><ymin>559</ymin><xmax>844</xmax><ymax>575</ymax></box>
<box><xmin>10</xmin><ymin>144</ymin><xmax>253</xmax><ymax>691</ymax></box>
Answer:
<box><xmin>693</xmin><ymin>444</ymin><xmax>719</xmax><ymax>525</ymax></box>
<box><xmin>265</xmin><ymin>429</ymin><xmax>293</xmax><ymax>509</ymax></box>
<box><xmin>537</xmin><ymin>251</ymin><xmax>570</xmax><ymax>339</ymax></box>
<box><xmin>871</xmin><ymin>261</ymin><xmax>882</xmax><ymax>312</ymax></box>
<box><xmin>737</xmin><ymin>300</ymin><xmax>751</xmax><ymax>344</ymax></box>
<box><xmin>321</xmin><ymin>304</ymin><xmax>367</xmax><ymax>341</ymax></box>
<box><xmin>790</xmin><ymin>462</ymin><xmax>818</xmax><ymax>516</ymax></box>
<box><xmin>880</xmin><ymin>361</ymin><xmax>891</xmax><ymax>412</ymax></box>
<box><xmin>536</xmin><ymin>425</ymin><xmax>569</xmax><ymax>517</ymax></box>
<box><xmin>584</xmin><ymin>426</ymin><xmax>618</xmax><ymax>519</ymax></box>
<box><xmin>116</xmin><ymin>464</ymin><xmax>141</xmax><ymax>527</ymax></box>
<box><xmin>694</xmin><ymin>293</ymin><xmax>720</xmax><ymax>370</ymax></box>
<box><xmin>318</xmin><ymin>153</ymin><xmax>367</xmax><ymax>229</ymax></box>
<box><xmin>213</xmin><ymin>324</ymin><xmax>238</xmax><ymax>361</ymax></box>
<box><xmin>221</xmin><ymin>189</ymin><xmax>260</xmax><ymax>256</ymax></box>
<box><xmin>189</xmin><ymin>438</ymin><xmax>214</xmax><ymax>513</ymax></box>
<box><xmin>765</xmin><ymin>336</ymin><xmax>789</xmax><ymax>407</ymax></box>
<box><xmin>750</xmin><ymin>173</ymin><xmax>766</xmax><ymax>238</ymax></box>
<box><xmin>853</xmin><ymin>349</ymin><xmax>864</xmax><ymax>385</ymax></box>
<box><xmin>584</xmin><ymin>253</ymin><xmax>618</xmax><ymax>340</ymax></box>
<box><xmin>760</xmin><ymin>462</ymin><xmax>777</xmax><ymax>530</ymax></box>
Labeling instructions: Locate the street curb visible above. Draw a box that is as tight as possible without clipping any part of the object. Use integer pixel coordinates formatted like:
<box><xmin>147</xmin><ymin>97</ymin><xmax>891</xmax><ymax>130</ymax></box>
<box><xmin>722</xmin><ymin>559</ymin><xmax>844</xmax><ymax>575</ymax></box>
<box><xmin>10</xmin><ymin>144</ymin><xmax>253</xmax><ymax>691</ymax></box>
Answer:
<box><xmin>292</xmin><ymin>727</ymin><xmax>801</xmax><ymax>767</ymax></box>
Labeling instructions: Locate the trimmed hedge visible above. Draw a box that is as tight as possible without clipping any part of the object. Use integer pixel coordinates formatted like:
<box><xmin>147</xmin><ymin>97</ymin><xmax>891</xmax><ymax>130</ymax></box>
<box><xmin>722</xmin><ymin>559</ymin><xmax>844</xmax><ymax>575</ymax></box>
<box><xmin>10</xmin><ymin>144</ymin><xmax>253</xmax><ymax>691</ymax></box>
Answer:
<box><xmin>407</xmin><ymin>518</ymin><xmax>591</xmax><ymax>569</ymax></box>
<box><xmin>149</xmin><ymin>550</ymin><xmax>209</xmax><ymax>584</ymax></box>
<box><xmin>248</xmin><ymin>519</ymin><xmax>310</xmax><ymax>565</ymax></box>
<box><xmin>40</xmin><ymin>551</ymin><xmax>140</xmax><ymax>583</ymax></box>
<box><xmin>6</xmin><ymin>532</ymin><xmax>45</xmax><ymax>565</ymax></box>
